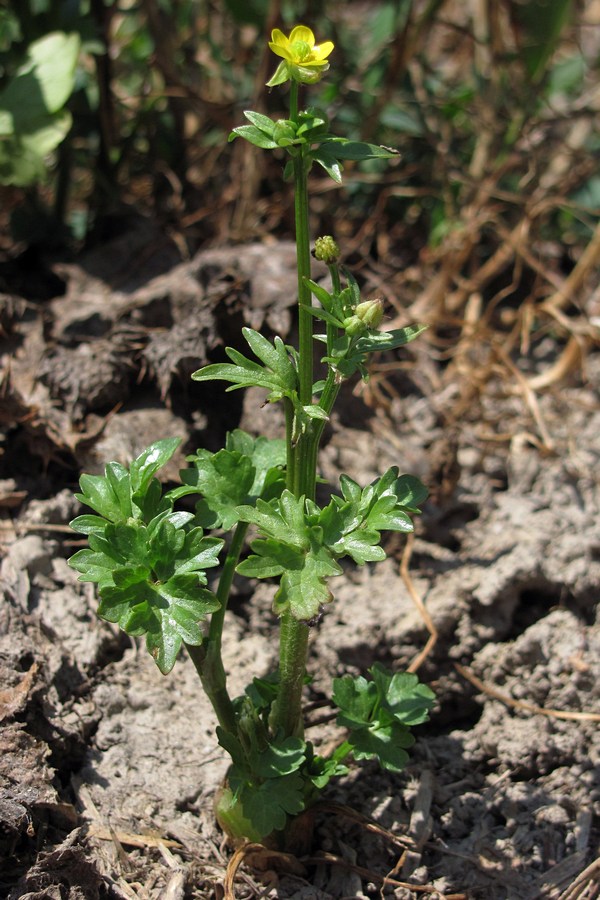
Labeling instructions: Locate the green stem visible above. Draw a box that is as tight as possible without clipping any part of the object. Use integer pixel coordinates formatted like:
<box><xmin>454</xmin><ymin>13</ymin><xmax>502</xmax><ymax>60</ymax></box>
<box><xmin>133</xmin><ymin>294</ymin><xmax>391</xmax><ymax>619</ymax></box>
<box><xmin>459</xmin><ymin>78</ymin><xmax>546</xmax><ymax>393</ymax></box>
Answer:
<box><xmin>186</xmin><ymin>522</ymin><xmax>248</xmax><ymax>736</ymax></box>
<box><xmin>293</xmin><ymin>155</ymin><xmax>313</xmax><ymax>408</ymax></box>
<box><xmin>308</xmin><ymin>262</ymin><xmax>344</xmax><ymax>482</ymax></box>
<box><xmin>270</xmin><ymin>81</ymin><xmax>315</xmax><ymax>739</ymax></box>
<box><xmin>284</xmin><ymin>397</ymin><xmax>295</xmax><ymax>491</ymax></box>
<box><xmin>330</xmin><ymin>739</ymin><xmax>353</xmax><ymax>766</ymax></box>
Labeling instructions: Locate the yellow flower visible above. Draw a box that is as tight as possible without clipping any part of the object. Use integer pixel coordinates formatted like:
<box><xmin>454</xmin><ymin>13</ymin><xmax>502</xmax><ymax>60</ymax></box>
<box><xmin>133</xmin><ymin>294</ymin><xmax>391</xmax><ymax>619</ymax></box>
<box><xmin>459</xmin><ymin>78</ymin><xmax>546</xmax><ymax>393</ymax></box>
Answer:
<box><xmin>267</xmin><ymin>25</ymin><xmax>334</xmax><ymax>86</ymax></box>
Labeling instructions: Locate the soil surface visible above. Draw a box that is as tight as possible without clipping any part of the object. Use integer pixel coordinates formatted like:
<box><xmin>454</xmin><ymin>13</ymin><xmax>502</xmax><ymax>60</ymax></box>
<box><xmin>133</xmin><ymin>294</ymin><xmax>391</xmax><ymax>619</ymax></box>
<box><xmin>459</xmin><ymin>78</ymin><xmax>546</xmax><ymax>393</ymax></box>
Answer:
<box><xmin>1</xmin><ymin>232</ymin><xmax>599</xmax><ymax>899</ymax></box>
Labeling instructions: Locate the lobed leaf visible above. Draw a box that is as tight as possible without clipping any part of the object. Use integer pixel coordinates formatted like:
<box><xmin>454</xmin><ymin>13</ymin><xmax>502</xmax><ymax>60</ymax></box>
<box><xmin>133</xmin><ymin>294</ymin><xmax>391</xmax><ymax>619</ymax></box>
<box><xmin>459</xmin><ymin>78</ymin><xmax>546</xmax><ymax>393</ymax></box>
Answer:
<box><xmin>332</xmin><ymin>664</ymin><xmax>434</xmax><ymax>772</ymax></box>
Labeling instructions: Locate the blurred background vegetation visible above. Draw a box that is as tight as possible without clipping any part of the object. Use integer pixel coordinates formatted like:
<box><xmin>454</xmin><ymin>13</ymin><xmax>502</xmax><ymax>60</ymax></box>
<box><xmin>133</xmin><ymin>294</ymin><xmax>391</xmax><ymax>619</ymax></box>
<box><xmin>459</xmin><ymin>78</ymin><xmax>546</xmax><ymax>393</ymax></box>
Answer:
<box><xmin>1</xmin><ymin>0</ymin><xmax>598</xmax><ymax>431</ymax></box>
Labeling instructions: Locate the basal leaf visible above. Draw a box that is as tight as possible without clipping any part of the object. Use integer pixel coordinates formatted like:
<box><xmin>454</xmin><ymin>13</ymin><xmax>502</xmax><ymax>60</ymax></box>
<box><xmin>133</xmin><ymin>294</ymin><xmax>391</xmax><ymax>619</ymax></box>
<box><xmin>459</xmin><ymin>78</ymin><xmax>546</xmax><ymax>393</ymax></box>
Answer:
<box><xmin>348</xmin><ymin>721</ymin><xmax>414</xmax><ymax>773</ymax></box>
<box><xmin>233</xmin><ymin>773</ymin><xmax>305</xmax><ymax>837</ymax></box>
<box><xmin>371</xmin><ymin>664</ymin><xmax>435</xmax><ymax>726</ymax></box>
<box><xmin>332</xmin><ymin>674</ymin><xmax>377</xmax><ymax>727</ymax></box>
<box><xmin>252</xmin><ymin>737</ymin><xmax>306</xmax><ymax>779</ymax></box>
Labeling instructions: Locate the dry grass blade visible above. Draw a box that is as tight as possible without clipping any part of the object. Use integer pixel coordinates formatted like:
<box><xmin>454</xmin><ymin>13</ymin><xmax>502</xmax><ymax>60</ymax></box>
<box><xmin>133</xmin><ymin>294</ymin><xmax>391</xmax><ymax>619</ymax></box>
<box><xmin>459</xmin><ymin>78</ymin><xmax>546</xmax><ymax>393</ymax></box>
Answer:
<box><xmin>313</xmin><ymin>800</ymin><xmax>416</xmax><ymax>849</ymax></box>
<box><xmin>86</xmin><ymin>825</ymin><xmax>182</xmax><ymax>850</ymax></box>
<box><xmin>492</xmin><ymin>342</ymin><xmax>556</xmax><ymax>450</ymax></box>
<box><xmin>223</xmin><ymin>841</ymin><xmax>305</xmax><ymax>900</ymax></box>
<box><xmin>455</xmin><ymin>663</ymin><xmax>600</xmax><ymax>722</ymax></box>
<box><xmin>558</xmin><ymin>856</ymin><xmax>600</xmax><ymax>900</ymax></box>
<box><xmin>304</xmin><ymin>850</ymin><xmax>456</xmax><ymax>896</ymax></box>
<box><xmin>401</xmin><ymin>533</ymin><xmax>438</xmax><ymax>673</ymax></box>
<box><xmin>527</xmin><ymin>334</ymin><xmax>588</xmax><ymax>391</ymax></box>
<box><xmin>542</xmin><ymin>221</ymin><xmax>600</xmax><ymax>313</ymax></box>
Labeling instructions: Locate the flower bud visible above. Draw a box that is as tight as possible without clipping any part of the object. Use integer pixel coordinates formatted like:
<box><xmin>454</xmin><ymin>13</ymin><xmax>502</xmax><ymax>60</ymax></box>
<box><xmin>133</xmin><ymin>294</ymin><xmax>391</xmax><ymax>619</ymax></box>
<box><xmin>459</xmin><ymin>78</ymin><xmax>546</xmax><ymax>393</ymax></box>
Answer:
<box><xmin>354</xmin><ymin>298</ymin><xmax>384</xmax><ymax>330</ymax></box>
<box><xmin>313</xmin><ymin>235</ymin><xmax>340</xmax><ymax>264</ymax></box>
<box><xmin>342</xmin><ymin>314</ymin><xmax>365</xmax><ymax>337</ymax></box>
<box><xmin>343</xmin><ymin>299</ymin><xmax>384</xmax><ymax>336</ymax></box>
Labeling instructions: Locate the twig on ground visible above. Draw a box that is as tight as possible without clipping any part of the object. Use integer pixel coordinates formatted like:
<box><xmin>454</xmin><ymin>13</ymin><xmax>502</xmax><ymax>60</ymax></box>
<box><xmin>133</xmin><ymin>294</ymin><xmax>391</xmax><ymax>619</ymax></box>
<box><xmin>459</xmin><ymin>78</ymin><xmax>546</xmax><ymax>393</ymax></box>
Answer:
<box><xmin>455</xmin><ymin>663</ymin><xmax>600</xmax><ymax>722</ymax></box>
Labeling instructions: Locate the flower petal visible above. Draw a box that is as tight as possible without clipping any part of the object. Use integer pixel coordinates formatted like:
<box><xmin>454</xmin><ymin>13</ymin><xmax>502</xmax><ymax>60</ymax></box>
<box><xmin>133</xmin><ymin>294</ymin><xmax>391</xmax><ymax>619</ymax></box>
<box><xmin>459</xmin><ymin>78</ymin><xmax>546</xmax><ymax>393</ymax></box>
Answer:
<box><xmin>289</xmin><ymin>25</ymin><xmax>315</xmax><ymax>47</ymax></box>
<box><xmin>270</xmin><ymin>28</ymin><xmax>289</xmax><ymax>47</ymax></box>
<box><xmin>269</xmin><ymin>41</ymin><xmax>293</xmax><ymax>61</ymax></box>
<box><xmin>312</xmin><ymin>41</ymin><xmax>334</xmax><ymax>61</ymax></box>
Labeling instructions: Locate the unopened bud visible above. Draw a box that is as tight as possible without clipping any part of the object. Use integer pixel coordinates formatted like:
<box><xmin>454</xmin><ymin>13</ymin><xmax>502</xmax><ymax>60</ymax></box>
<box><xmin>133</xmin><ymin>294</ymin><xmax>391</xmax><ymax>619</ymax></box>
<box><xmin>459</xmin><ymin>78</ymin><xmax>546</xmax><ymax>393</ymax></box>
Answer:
<box><xmin>343</xmin><ymin>299</ymin><xmax>384</xmax><ymax>337</ymax></box>
<box><xmin>343</xmin><ymin>314</ymin><xmax>365</xmax><ymax>337</ymax></box>
<box><xmin>355</xmin><ymin>298</ymin><xmax>384</xmax><ymax>329</ymax></box>
<box><xmin>313</xmin><ymin>235</ymin><xmax>340</xmax><ymax>264</ymax></box>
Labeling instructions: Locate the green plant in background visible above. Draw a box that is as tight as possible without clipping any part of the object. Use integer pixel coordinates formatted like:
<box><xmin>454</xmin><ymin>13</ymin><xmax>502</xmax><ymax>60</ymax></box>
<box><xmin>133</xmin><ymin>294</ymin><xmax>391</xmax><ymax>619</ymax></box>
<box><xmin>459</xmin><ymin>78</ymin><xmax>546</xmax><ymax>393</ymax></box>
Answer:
<box><xmin>0</xmin><ymin>31</ymin><xmax>80</xmax><ymax>187</ymax></box>
<box><xmin>69</xmin><ymin>23</ymin><xmax>434</xmax><ymax>845</ymax></box>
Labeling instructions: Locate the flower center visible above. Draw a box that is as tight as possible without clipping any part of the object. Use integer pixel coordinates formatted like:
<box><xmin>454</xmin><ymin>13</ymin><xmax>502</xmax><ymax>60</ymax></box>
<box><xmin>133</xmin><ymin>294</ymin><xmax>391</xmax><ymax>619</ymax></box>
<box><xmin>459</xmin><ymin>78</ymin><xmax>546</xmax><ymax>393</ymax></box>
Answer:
<box><xmin>291</xmin><ymin>39</ymin><xmax>312</xmax><ymax>62</ymax></box>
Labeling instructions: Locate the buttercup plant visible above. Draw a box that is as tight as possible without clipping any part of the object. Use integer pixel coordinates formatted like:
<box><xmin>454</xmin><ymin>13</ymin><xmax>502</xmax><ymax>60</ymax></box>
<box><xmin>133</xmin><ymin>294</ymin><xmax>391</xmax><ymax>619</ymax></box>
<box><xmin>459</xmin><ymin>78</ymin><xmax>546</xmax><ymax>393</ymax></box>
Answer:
<box><xmin>69</xmin><ymin>25</ymin><xmax>434</xmax><ymax>845</ymax></box>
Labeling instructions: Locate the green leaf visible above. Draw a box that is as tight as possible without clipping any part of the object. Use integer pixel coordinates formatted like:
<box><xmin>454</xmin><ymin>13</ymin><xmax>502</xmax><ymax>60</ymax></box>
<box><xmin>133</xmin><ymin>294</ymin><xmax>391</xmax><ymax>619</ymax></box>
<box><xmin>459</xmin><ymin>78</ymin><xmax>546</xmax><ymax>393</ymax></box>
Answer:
<box><xmin>192</xmin><ymin>331</ymin><xmax>298</xmax><ymax>402</ymax></box>
<box><xmin>304</xmin><ymin>745</ymin><xmax>348</xmax><ymax>789</ymax></box>
<box><xmin>316</xmin><ymin>468</ymin><xmax>427</xmax><ymax>565</ymax></box>
<box><xmin>236</xmin><ymin>492</ymin><xmax>342</xmax><ymax>621</ymax></box>
<box><xmin>179</xmin><ymin>448</ymin><xmax>256</xmax><ymax>529</ymax></box>
<box><xmin>242</xmin><ymin>110</ymin><xmax>276</xmax><ymax>136</ymax></box>
<box><xmin>273</xmin><ymin>539</ymin><xmax>341</xmax><ymax>620</ymax></box>
<box><xmin>266</xmin><ymin>60</ymin><xmax>290</xmax><ymax>88</ymax></box>
<box><xmin>228</xmin><ymin>124</ymin><xmax>278</xmax><ymax>149</ymax></box>
<box><xmin>512</xmin><ymin>0</ymin><xmax>574</xmax><ymax>82</ymax></box>
<box><xmin>232</xmin><ymin>772</ymin><xmax>306</xmax><ymax>837</ymax></box>
<box><xmin>304</xmin><ymin>278</ymin><xmax>333</xmax><ymax>307</ymax></box>
<box><xmin>172</xmin><ymin>529</ymin><xmax>222</xmax><ymax>576</ymax></box>
<box><xmin>75</xmin><ymin>472</ymin><xmax>128</xmax><ymax>523</ymax></box>
<box><xmin>107</xmin><ymin>577</ymin><xmax>220</xmax><ymax>674</ymax></box>
<box><xmin>371</xmin><ymin>664</ymin><xmax>435</xmax><ymax>726</ymax></box>
<box><xmin>332</xmin><ymin>673</ymin><xmax>378</xmax><ymax>727</ymax></box>
<box><xmin>332</xmin><ymin>664</ymin><xmax>434</xmax><ymax>773</ymax></box>
<box><xmin>130</xmin><ymin>438</ymin><xmax>181</xmax><ymax>496</ymax></box>
<box><xmin>354</xmin><ymin>323</ymin><xmax>428</xmax><ymax>354</ymax></box>
<box><xmin>20</xmin><ymin>32</ymin><xmax>80</xmax><ymax>113</ymax></box>
<box><xmin>319</xmin><ymin>139</ymin><xmax>399</xmax><ymax>161</ymax></box>
<box><xmin>241</xmin><ymin>328</ymin><xmax>297</xmax><ymax>391</ymax></box>
<box><xmin>311</xmin><ymin>149</ymin><xmax>343</xmax><ymax>183</ymax></box>
<box><xmin>237</xmin><ymin>491</ymin><xmax>309</xmax><ymax>550</ymax></box>
<box><xmin>69</xmin><ymin>514</ymin><xmax>111</xmax><ymax>536</ymax></box>
<box><xmin>0</xmin><ymin>32</ymin><xmax>80</xmax><ymax>186</ymax></box>
<box><xmin>69</xmin><ymin>506</ymin><xmax>223</xmax><ymax>674</ymax></box>
<box><xmin>226</xmin><ymin>431</ymin><xmax>286</xmax><ymax>499</ymax></box>
<box><xmin>105</xmin><ymin>462</ymin><xmax>133</xmax><ymax>519</ymax></box>
<box><xmin>349</xmin><ymin>721</ymin><xmax>414</xmax><ymax>773</ymax></box>
<box><xmin>252</xmin><ymin>737</ymin><xmax>306</xmax><ymax>779</ymax></box>
<box><xmin>392</xmin><ymin>474</ymin><xmax>429</xmax><ymax>511</ymax></box>
<box><xmin>192</xmin><ymin>360</ymin><xmax>281</xmax><ymax>393</ymax></box>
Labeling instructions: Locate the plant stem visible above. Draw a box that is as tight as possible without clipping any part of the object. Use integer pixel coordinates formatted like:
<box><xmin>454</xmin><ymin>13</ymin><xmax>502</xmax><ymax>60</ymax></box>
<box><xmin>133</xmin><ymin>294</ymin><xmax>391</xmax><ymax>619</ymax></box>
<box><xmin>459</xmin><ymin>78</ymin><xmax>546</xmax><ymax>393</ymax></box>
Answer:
<box><xmin>270</xmin><ymin>80</ymin><xmax>314</xmax><ymax>739</ymax></box>
<box><xmin>186</xmin><ymin>521</ymin><xmax>248</xmax><ymax>736</ymax></box>
<box><xmin>308</xmin><ymin>263</ymin><xmax>344</xmax><ymax>484</ymax></box>
<box><xmin>293</xmin><ymin>167</ymin><xmax>313</xmax><ymax>409</ymax></box>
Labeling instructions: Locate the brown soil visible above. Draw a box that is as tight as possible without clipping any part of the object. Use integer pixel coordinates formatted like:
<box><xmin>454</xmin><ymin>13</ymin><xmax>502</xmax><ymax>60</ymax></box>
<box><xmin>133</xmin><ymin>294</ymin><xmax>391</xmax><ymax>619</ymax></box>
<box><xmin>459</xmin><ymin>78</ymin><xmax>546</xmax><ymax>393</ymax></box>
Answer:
<box><xmin>1</xmin><ymin>230</ymin><xmax>599</xmax><ymax>899</ymax></box>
